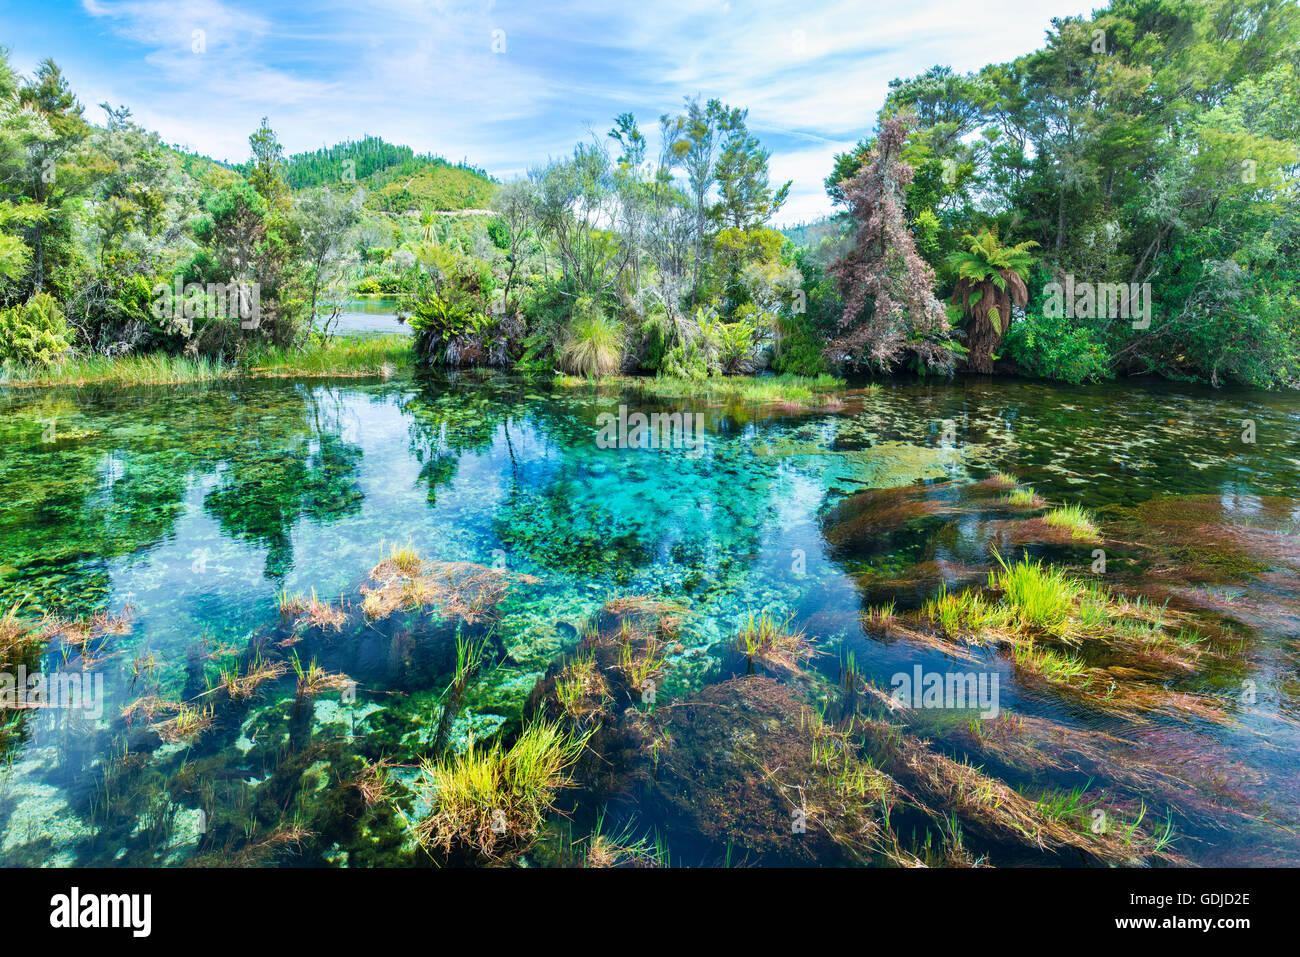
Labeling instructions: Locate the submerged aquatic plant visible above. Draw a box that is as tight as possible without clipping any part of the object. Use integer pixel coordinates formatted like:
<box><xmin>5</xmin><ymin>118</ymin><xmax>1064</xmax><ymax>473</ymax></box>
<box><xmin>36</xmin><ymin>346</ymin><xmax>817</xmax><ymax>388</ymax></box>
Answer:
<box><xmin>354</xmin><ymin>759</ymin><xmax>395</xmax><ymax>808</ymax></box>
<box><xmin>553</xmin><ymin>651</ymin><xmax>609</xmax><ymax>721</ymax></box>
<box><xmin>1033</xmin><ymin>781</ymin><xmax>1098</xmax><ymax>825</ymax></box>
<box><xmin>151</xmin><ymin>701</ymin><xmax>214</xmax><ymax>743</ymax></box>
<box><xmin>361</xmin><ymin>549</ymin><xmax>534</xmax><ymax>625</ymax></box>
<box><xmin>882</xmin><ymin>548</ymin><xmax>1231</xmax><ymax>724</ymax></box>
<box><xmin>279</xmin><ymin>588</ymin><xmax>346</xmax><ymax>631</ymax></box>
<box><xmin>278</xmin><ymin>589</ymin><xmax>307</xmax><ymax>622</ymax></box>
<box><xmin>432</xmin><ymin>630</ymin><xmax>492</xmax><ymax>755</ymax></box>
<box><xmin>0</xmin><ymin>601</ymin><xmax>47</xmax><ymax>661</ymax></box>
<box><xmin>290</xmin><ymin>651</ymin><xmax>352</xmax><ymax>700</ymax></box>
<box><xmin>218</xmin><ymin>653</ymin><xmax>289</xmax><ymax>702</ymax></box>
<box><xmin>860</xmin><ymin>717</ymin><xmax>1177</xmax><ymax>866</ymax></box>
<box><xmin>730</xmin><ymin>609</ymin><xmax>812</xmax><ymax>674</ymax></box>
<box><xmin>616</xmin><ymin>620</ymin><xmax>667</xmax><ymax>701</ymax></box>
<box><xmin>1012</xmin><ymin>643</ymin><xmax>1089</xmax><ymax>684</ymax></box>
<box><xmin>583</xmin><ymin>810</ymin><xmax>664</xmax><ymax>868</ymax></box>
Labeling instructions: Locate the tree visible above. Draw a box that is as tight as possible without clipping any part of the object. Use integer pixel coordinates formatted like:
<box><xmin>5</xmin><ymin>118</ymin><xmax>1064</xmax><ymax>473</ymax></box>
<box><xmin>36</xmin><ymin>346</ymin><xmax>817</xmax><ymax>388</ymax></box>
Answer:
<box><xmin>946</xmin><ymin>229</ymin><xmax>1038</xmax><ymax>372</ymax></box>
<box><xmin>827</xmin><ymin>115</ymin><xmax>955</xmax><ymax>374</ymax></box>
<box><xmin>296</xmin><ymin>187</ymin><xmax>361</xmax><ymax>335</ymax></box>
<box><xmin>247</xmin><ymin>117</ymin><xmax>289</xmax><ymax>203</ymax></box>
<box><xmin>11</xmin><ymin>59</ymin><xmax>90</xmax><ymax>297</ymax></box>
<box><xmin>712</xmin><ymin>117</ymin><xmax>790</xmax><ymax>231</ymax></box>
<box><xmin>672</xmin><ymin>96</ymin><xmax>743</xmax><ymax>303</ymax></box>
<box><xmin>531</xmin><ymin>140</ymin><xmax>628</xmax><ymax>299</ymax></box>
<box><xmin>490</xmin><ymin>179</ymin><xmax>536</xmax><ymax>313</ymax></box>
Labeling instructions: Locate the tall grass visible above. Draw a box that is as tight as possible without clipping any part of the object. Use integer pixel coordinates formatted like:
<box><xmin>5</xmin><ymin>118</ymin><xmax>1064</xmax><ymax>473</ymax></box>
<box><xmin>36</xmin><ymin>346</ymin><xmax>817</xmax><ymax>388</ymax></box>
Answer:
<box><xmin>989</xmin><ymin>553</ymin><xmax>1085</xmax><ymax>633</ymax></box>
<box><xmin>416</xmin><ymin>719</ymin><xmax>591</xmax><ymax>860</ymax></box>
<box><xmin>247</xmin><ymin>334</ymin><xmax>411</xmax><ymax>378</ymax></box>
<box><xmin>638</xmin><ymin>373</ymin><xmax>845</xmax><ymax>404</ymax></box>
<box><xmin>1</xmin><ymin>334</ymin><xmax>412</xmax><ymax>388</ymax></box>
<box><xmin>557</xmin><ymin>371</ymin><xmax>846</xmax><ymax>406</ymax></box>
<box><xmin>2</xmin><ymin>352</ymin><xmax>230</xmax><ymax>388</ymax></box>
<box><xmin>560</xmin><ymin>312</ymin><xmax>623</xmax><ymax>377</ymax></box>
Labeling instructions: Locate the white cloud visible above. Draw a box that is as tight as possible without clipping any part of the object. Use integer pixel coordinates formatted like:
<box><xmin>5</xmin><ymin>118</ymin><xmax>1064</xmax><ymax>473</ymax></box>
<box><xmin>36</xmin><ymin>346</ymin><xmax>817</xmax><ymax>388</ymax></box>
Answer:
<box><xmin>64</xmin><ymin>0</ymin><xmax>1094</xmax><ymax>219</ymax></box>
<box><xmin>82</xmin><ymin>0</ymin><xmax>270</xmax><ymax>52</ymax></box>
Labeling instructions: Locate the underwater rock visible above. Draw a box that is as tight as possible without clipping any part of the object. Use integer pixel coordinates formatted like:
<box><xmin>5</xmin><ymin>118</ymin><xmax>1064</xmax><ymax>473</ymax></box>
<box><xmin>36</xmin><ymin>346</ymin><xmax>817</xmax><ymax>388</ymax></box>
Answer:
<box><xmin>525</xmin><ymin>599</ymin><xmax>677</xmax><ymax>796</ymax></box>
<box><xmin>638</xmin><ymin>676</ymin><xmax>896</xmax><ymax>866</ymax></box>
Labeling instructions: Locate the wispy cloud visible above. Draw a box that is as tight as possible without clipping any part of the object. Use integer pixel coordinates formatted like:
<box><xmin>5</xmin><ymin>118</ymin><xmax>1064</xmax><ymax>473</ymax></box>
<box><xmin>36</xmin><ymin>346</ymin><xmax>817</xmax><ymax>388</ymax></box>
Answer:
<box><xmin>2</xmin><ymin>0</ymin><xmax>1097</xmax><ymax>222</ymax></box>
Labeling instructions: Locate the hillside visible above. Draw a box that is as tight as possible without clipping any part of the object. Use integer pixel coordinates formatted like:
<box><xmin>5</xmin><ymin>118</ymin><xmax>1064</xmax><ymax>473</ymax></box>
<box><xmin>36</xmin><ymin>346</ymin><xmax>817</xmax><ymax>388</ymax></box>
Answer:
<box><xmin>196</xmin><ymin>134</ymin><xmax>499</xmax><ymax>212</ymax></box>
<box><xmin>780</xmin><ymin>216</ymin><xmax>842</xmax><ymax>248</ymax></box>
<box><xmin>362</xmin><ymin>156</ymin><xmax>497</xmax><ymax>213</ymax></box>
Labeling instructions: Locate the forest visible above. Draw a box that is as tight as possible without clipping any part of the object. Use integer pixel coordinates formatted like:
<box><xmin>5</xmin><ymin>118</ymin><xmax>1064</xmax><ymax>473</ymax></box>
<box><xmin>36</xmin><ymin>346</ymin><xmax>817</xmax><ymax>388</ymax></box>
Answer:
<box><xmin>1</xmin><ymin>0</ymin><xmax>1297</xmax><ymax>390</ymax></box>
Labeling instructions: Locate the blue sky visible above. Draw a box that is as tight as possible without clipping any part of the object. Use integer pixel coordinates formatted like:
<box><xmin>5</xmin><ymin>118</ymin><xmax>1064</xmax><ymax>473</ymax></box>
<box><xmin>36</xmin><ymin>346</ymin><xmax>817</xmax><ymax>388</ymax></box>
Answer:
<box><xmin>0</xmin><ymin>0</ymin><xmax>1096</xmax><ymax>224</ymax></box>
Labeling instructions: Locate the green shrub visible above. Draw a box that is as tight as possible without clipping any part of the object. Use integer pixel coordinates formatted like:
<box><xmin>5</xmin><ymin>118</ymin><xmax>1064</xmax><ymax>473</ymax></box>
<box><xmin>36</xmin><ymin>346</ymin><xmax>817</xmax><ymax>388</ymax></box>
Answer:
<box><xmin>715</xmin><ymin>308</ymin><xmax>758</xmax><ymax>374</ymax></box>
<box><xmin>405</xmin><ymin>256</ymin><xmax>504</xmax><ymax>365</ymax></box>
<box><xmin>658</xmin><ymin>341</ymin><xmax>709</xmax><ymax>381</ymax></box>
<box><xmin>636</xmin><ymin>307</ymin><xmax>674</xmax><ymax>373</ymax></box>
<box><xmin>515</xmin><ymin>277</ymin><xmax>571</xmax><ymax>372</ymax></box>
<box><xmin>0</xmin><ymin>293</ymin><xmax>72</xmax><ymax>366</ymax></box>
<box><xmin>1001</xmin><ymin>311</ymin><xmax>1111</xmax><ymax>384</ymax></box>
<box><xmin>772</xmin><ymin>324</ymin><xmax>829</xmax><ymax>375</ymax></box>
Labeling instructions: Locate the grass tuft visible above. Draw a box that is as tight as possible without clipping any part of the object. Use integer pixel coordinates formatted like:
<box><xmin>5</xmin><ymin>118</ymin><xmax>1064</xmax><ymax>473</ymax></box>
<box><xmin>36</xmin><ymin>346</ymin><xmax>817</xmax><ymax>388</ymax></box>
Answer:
<box><xmin>731</xmin><ymin>609</ymin><xmax>812</xmax><ymax>673</ymax></box>
<box><xmin>989</xmin><ymin>553</ymin><xmax>1084</xmax><ymax>633</ymax></box>
<box><xmin>1004</xmin><ymin>487</ymin><xmax>1040</xmax><ymax>507</ymax></box>
<box><xmin>1043</xmin><ymin>503</ymin><xmax>1100</xmax><ymax>539</ymax></box>
<box><xmin>415</xmin><ymin>719</ymin><xmax>591</xmax><ymax>861</ymax></box>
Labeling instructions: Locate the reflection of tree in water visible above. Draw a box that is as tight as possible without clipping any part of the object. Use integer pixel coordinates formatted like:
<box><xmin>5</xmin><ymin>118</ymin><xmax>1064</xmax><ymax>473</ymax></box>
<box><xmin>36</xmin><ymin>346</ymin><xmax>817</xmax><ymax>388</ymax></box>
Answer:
<box><xmin>365</xmin><ymin>372</ymin><xmax>787</xmax><ymax>584</ymax></box>
<box><xmin>400</xmin><ymin>372</ymin><xmax>542</xmax><ymax>504</ymax></box>
<box><xmin>203</xmin><ymin>387</ymin><xmax>365</xmax><ymax>579</ymax></box>
<box><xmin>0</xmin><ymin>383</ymin><xmax>366</xmax><ymax>609</ymax></box>
<box><xmin>0</xmin><ymin>392</ymin><xmax>194</xmax><ymax>615</ymax></box>
<box><xmin>403</xmin><ymin>374</ymin><xmax>678</xmax><ymax>579</ymax></box>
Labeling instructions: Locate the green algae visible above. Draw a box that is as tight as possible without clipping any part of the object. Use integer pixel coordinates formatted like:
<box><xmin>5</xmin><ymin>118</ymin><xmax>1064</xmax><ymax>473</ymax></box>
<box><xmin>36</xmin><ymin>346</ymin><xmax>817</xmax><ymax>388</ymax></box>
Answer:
<box><xmin>754</xmin><ymin>437</ymin><xmax>959</xmax><ymax>488</ymax></box>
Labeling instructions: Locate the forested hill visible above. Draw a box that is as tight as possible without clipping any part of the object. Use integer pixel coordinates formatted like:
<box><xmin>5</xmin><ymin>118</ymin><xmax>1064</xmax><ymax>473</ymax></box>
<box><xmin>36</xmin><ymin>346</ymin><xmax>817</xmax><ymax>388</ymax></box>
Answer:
<box><xmin>780</xmin><ymin>217</ymin><xmax>841</xmax><ymax>248</ymax></box>
<box><xmin>274</xmin><ymin>135</ymin><xmax>417</xmax><ymax>188</ymax></box>
<box><xmin>218</xmin><ymin>134</ymin><xmax>497</xmax><ymax>211</ymax></box>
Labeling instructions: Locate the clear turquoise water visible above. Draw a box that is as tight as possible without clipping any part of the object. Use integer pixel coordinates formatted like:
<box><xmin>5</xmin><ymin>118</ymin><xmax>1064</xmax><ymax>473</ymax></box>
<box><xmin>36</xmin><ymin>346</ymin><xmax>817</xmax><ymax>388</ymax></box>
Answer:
<box><xmin>1</xmin><ymin>371</ymin><xmax>1298</xmax><ymax>866</ymax></box>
